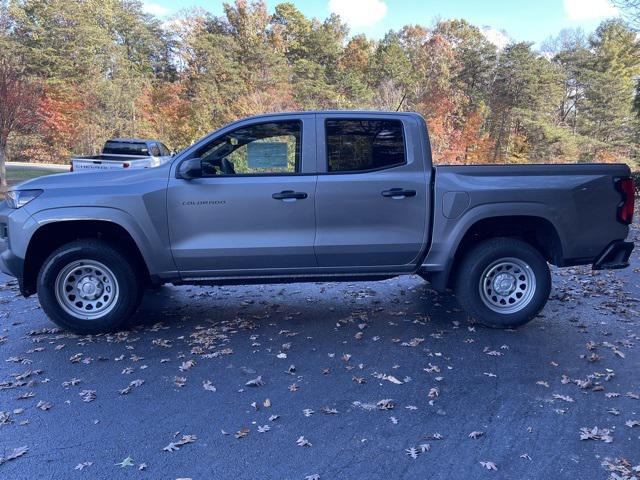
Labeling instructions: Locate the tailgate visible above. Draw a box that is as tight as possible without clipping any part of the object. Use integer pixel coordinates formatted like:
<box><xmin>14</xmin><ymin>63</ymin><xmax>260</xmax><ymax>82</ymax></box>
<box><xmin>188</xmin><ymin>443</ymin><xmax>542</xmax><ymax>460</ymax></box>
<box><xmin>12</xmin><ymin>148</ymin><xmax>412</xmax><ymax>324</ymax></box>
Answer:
<box><xmin>71</xmin><ymin>157</ymin><xmax>151</xmax><ymax>171</ymax></box>
<box><xmin>72</xmin><ymin>159</ymin><xmax>128</xmax><ymax>171</ymax></box>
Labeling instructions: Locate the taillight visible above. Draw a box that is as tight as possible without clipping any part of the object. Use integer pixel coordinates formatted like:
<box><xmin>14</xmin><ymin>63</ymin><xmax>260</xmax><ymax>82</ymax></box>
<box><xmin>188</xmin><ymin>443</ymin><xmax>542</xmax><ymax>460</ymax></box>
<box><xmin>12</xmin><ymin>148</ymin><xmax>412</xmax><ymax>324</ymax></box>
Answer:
<box><xmin>123</xmin><ymin>163</ymin><xmax>130</xmax><ymax>169</ymax></box>
<box><xmin>617</xmin><ymin>177</ymin><xmax>635</xmax><ymax>225</ymax></box>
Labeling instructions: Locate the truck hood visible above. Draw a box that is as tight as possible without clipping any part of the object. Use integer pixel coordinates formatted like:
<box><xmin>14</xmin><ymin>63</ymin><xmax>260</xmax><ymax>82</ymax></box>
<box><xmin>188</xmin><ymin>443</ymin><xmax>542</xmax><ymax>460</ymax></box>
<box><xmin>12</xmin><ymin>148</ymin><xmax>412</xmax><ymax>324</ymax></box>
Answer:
<box><xmin>14</xmin><ymin>165</ymin><xmax>170</xmax><ymax>191</ymax></box>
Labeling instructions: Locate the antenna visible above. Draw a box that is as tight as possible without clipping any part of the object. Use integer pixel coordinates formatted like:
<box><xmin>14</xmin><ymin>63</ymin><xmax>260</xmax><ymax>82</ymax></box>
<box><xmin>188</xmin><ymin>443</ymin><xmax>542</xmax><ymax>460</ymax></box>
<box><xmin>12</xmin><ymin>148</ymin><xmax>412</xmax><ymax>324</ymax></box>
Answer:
<box><xmin>396</xmin><ymin>92</ymin><xmax>407</xmax><ymax>112</ymax></box>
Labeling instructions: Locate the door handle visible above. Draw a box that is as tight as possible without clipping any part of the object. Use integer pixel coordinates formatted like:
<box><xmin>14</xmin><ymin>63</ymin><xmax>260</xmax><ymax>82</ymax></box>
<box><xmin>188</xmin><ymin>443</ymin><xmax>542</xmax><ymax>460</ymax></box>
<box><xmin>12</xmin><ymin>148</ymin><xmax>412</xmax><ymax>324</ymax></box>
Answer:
<box><xmin>272</xmin><ymin>190</ymin><xmax>308</xmax><ymax>201</ymax></box>
<box><xmin>381</xmin><ymin>188</ymin><xmax>417</xmax><ymax>199</ymax></box>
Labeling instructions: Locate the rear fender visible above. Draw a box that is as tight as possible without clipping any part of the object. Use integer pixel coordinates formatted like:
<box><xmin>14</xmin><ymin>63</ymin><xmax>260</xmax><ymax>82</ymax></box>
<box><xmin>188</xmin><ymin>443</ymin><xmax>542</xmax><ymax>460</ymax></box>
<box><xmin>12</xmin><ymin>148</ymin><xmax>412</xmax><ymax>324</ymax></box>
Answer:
<box><xmin>422</xmin><ymin>202</ymin><xmax>566</xmax><ymax>290</ymax></box>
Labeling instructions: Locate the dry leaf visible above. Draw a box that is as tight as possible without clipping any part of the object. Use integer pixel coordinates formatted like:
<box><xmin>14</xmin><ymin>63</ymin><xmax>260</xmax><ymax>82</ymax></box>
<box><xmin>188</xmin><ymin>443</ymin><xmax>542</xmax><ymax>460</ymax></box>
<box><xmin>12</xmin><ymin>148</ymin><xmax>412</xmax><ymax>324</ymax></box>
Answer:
<box><xmin>115</xmin><ymin>457</ymin><xmax>134</xmax><ymax>467</ymax></box>
<box><xmin>74</xmin><ymin>462</ymin><xmax>93</xmax><ymax>470</ymax></box>
<box><xmin>377</xmin><ymin>399</ymin><xmax>395</xmax><ymax>410</ymax></box>
<box><xmin>203</xmin><ymin>380</ymin><xmax>216</xmax><ymax>392</ymax></box>
<box><xmin>0</xmin><ymin>446</ymin><xmax>28</xmax><ymax>465</ymax></box>
<box><xmin>163</xmin><ymin>434</ymin><xmax>197</xmax><ymax>452</ymax></box>
<box><xmin>579</xmin><ymin>426</ymin><xmax>613</xmax><ymax>443</ymax></box>
<box><xmin>296</xmin><ymin>436</ymin><xmax>312</xmax><ymax>447</ymax></box>
<box><xmin>405</xmin><ymin>447</ymin><xmax>419</xmax><ymax>459</ymax></box>
<box><xmin>246</xmin><ymin>376</ymin><xmax>264</xmax><ymax>387</ymax></box>
<box><xmin>552</xmin><ymin>394</ymin><xmax>575</xmax><ymax>403</ymax></box>
<box><xmin>480</xmin><ymin>461</ymin><xmax>498</xmax><ymax>471</ymax></box>
<box><xmin>179</xmin><ymin>360</ymin><xmax>195</xmax><ymax>371</ymax></box>
<box><xmin>235</xmin><ymin>428</ymin><xmax>250</xmax><ymax>439</ymax></box>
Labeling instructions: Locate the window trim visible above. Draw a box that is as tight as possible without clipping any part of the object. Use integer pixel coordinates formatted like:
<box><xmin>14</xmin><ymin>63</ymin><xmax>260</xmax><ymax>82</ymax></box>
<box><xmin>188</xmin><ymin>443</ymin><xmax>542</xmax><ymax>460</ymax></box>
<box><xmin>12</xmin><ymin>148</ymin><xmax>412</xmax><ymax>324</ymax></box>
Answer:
<box><xmin>197</xmin><ymin>119</ymin><xmax>304</xmax><ymax>178</ymax></box>
<box><xmin>323</xmin><ymin>118</ymin><xmax>408</xmax><ymax>175</ymax></box>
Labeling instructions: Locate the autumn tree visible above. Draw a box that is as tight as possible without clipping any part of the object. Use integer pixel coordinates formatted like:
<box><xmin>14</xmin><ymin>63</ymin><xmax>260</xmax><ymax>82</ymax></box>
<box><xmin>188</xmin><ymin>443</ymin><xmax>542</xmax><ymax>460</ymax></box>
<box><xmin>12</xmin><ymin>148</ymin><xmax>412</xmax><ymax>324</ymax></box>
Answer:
<box><xmin>0</xmin><ymin>0</ymin><xmax>638</xmax><ymax>169</ymax></box>
<box><xmin>0</xmin><ymin>55</ymin><xmax>41</xmax><ymax>187</ymax></box>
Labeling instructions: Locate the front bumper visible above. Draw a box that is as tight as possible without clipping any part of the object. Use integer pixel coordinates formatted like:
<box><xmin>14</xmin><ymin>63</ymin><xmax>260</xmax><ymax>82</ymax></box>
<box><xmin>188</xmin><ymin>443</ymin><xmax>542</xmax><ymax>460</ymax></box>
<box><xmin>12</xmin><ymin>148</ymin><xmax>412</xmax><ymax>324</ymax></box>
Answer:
<box><xmin>592</xmin><ymin>240</ymin><xmax>634</xmax><ymax>270</ymax></box>
<box><xmin>0</xmin><ymin>202</ymin><xmax>26</xmax><ymax>289</ymax></box>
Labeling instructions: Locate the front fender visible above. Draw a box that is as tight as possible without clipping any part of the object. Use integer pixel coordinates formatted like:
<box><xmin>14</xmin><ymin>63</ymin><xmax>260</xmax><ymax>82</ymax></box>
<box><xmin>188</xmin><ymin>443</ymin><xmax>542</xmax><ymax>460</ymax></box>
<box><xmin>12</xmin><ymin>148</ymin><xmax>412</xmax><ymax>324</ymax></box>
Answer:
<box><xmin>26</xmin><ymin>206</ymin><xmax>174</xmax><ymax>277</ymax></box>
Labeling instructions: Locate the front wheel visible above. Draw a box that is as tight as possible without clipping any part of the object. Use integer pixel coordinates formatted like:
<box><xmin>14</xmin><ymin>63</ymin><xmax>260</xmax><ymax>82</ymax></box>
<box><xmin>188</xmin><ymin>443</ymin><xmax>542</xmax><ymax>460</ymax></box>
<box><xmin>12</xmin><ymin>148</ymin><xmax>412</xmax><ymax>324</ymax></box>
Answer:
<box><xmin>454</xmin><ymin>238</ymin><xmax>551</xmax><ymax>328</ymax></box>
<box><xmin>37</xmin><ymin>240</ymin><xmax>143</xmax><ymax>334</ymax></box>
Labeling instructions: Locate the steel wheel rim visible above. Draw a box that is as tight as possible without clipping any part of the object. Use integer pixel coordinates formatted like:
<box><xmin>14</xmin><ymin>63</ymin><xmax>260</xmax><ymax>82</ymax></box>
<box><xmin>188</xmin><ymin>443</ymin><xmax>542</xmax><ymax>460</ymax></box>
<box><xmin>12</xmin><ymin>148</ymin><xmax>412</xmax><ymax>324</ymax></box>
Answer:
<box><xmin>479</xmin><ymin>257</ymin><xmax>536</xmax><ymax>314</ymax></box>
<box><xmin>54</xmin><ymin>260</ymin><xmax>119</xmax><ymax>320</ymax></box>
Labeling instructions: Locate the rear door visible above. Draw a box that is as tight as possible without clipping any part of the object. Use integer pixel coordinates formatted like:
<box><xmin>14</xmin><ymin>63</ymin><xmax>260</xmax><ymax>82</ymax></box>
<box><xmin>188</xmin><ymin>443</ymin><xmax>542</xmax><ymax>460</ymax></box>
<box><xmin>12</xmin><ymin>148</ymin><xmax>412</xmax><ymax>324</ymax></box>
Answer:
<box><xmin>167</xmin><ymin>114</ymin><xmax>318</xmax><ymax>277</ymax></box>
<box><xmin>314</xmin><ymin>113</ymin><xmax>430</xmax><ymax>271</ymax></box>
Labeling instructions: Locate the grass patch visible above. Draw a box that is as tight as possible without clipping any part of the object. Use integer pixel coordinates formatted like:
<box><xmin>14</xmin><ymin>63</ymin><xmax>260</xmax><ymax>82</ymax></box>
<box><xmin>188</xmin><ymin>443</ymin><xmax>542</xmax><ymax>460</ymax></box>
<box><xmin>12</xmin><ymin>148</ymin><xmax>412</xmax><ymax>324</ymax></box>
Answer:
<box><xmin>1</xmin><ymin>165</ymin><xmax>64</xmax><ymax>198</ymax></box>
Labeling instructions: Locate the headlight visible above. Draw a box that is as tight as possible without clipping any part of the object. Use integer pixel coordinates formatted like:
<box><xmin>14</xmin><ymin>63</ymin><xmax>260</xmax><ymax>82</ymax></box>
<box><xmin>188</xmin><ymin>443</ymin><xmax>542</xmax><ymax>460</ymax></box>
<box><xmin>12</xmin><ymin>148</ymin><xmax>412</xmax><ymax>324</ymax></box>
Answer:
<box><xmin>6</xmin><ymin>189</ymin><xmax>43</xmax><ymax>209</ymax></box>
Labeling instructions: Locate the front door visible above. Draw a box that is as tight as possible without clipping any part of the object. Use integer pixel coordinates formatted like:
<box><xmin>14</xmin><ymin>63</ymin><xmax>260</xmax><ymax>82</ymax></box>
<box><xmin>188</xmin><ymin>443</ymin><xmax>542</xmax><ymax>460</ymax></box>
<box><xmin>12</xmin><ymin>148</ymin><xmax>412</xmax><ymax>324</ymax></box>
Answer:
<box><xmin>167</xmin><ymin>116</ymin><xmax>317</xmax><ymax>278</ymax></box>
<box><xmin>314</xmin><ymin>114</ymin><xmax>430</xmax><ymax>271</ymax></box>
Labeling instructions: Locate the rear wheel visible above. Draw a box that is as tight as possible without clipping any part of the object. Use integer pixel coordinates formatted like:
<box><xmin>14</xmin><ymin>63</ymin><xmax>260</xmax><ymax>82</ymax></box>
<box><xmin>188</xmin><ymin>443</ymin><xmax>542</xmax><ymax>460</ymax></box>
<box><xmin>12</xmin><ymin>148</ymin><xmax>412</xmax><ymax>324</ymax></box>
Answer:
<box><xmin>454</xmin><ymin>238</ymin><xmax>551</xmax><ymax>328</ymax></box>
<box><xmin>37</xmin><ymin>240</ymin><xmax>143</xmax><ymax>334</ymax></box>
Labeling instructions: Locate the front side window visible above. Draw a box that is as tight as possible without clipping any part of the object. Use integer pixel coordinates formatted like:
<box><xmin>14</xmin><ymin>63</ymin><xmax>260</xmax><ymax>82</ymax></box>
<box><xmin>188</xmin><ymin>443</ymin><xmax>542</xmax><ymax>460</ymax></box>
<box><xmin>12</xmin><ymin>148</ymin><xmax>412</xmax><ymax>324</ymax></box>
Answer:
<box><xmin>326</xmin><ymin>119</ymin><xmax>406</xmax><ymax>173</ymax></box>
<box><xmin>197</xmin><ymin>121</ymin><xmax>302</xmax><ymax>176</ymax></box>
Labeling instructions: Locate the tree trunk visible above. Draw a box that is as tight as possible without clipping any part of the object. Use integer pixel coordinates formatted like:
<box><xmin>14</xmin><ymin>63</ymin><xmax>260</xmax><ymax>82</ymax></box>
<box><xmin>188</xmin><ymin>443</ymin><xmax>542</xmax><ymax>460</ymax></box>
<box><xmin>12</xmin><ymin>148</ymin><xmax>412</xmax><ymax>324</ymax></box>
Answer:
<box><xmin>0</xmin><ymin>141</ymin><xmax>7</xmax><ymax>189</ymax></box>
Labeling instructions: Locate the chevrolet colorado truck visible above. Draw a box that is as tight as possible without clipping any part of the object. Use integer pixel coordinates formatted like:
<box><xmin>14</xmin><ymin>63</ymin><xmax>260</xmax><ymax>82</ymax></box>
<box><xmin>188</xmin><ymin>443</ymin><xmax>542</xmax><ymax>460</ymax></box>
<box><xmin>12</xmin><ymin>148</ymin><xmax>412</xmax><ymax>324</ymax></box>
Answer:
<box><xmin>0</xmin><ymin>111</ymin><xmax>635</xmax><ymax>334</ymax></box>
<box><xmin>70</xmin><ymin>138</ymin><xmax>172</xmax><ymax>172</ymax></box>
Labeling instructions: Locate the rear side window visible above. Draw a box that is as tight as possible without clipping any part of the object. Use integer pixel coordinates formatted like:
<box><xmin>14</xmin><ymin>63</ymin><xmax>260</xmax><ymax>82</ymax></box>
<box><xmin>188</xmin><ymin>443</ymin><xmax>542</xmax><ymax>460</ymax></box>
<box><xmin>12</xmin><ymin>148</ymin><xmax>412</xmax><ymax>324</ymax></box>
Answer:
<box><xmin>326</xmin><ymin>119</ymin><xmax>406</xmax><ymax>173</ymax></box>
<box><xmin>150</xmin><ymin>144</ymin><xmax>161</xmax><ymax>156</ymax></box>
<box><xmin>103</xmin><ymin>141</ymin><xmax>149</xmax><ymax>155</ymax></box>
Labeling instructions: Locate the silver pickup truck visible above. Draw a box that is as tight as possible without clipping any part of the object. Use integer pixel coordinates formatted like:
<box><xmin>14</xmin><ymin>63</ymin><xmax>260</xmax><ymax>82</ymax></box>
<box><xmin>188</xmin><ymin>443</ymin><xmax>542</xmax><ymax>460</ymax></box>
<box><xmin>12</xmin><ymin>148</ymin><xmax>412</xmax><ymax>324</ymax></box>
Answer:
<box><xmin>0</xmin><ymin>111</ymin><xmax>635</xmax><ymax>333</ymax></box>
<box><xmin>70</xmin><ymin>138</ymin><xmax>172</xmax><ymax>172</ymax></box>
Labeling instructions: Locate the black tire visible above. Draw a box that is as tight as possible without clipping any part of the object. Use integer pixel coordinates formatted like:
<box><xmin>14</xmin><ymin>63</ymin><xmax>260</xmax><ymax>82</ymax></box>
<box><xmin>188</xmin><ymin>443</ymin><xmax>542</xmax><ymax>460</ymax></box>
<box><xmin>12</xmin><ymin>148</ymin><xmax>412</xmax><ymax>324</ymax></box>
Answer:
<box><xmin>454</xmin><ymin>237</ymin><xmax>551</xmax><ymax>328</ymax></box>
<box><xmin>37</xmin><ymin>239</ymin><xmax>143</xmax><ymax>334</ymax></box>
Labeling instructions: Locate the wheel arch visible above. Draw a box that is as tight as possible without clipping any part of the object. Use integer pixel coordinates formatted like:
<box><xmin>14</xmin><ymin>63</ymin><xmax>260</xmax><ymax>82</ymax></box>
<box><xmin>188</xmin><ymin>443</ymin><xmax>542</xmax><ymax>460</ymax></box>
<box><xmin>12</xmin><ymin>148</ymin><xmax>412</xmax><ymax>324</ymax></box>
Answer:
<box><xmin>23</xmin><ymin>218</ymin><xmax>151</xmax><ymax>296</ymax></box>
<box><xmin>422</xmin><ymin>209</ymin><xmax>564</xmax><ymax>291</ymax></box>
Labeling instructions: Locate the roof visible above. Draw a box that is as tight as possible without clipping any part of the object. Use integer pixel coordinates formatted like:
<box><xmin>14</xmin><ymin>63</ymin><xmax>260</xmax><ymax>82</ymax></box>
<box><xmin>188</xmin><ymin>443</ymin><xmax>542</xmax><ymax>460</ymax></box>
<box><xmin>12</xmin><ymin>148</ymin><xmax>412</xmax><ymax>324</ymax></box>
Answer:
<box><xmin>218</xmin><ymin>110</ymin><xmax>424</xmax><ymax>131</ymax></box>
<box><xmin>107</xmin><ymin>138</ymin><xmax>162</xmax><ymax>144</ymax></box>
<box><xmin>242</xmin><ymin>110</ymin><xmax>422</xmax><ymax>118</ymax></box>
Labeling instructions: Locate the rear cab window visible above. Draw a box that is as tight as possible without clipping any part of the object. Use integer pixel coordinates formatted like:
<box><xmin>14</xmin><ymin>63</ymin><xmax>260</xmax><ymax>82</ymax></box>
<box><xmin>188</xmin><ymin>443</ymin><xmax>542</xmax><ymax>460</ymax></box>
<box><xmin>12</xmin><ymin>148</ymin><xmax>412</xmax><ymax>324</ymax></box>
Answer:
<box><xmin>325</xmin><ymin>119</ymin><xmax>406</xmax><ymax>173</ymax></box>
<box><xmin>103</xmin><ymin>141</ymin><xmax>149</xmax><ymax>156</ymax></box>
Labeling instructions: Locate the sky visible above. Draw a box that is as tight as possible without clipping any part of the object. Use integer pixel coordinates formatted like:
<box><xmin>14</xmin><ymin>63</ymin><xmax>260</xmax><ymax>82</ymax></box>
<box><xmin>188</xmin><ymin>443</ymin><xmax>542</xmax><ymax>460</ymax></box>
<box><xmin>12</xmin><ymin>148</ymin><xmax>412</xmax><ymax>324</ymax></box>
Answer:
<box><xmin>141</xmin><ymin>0</ymin><xmax>622</xmax><ymax>47</ymax></box>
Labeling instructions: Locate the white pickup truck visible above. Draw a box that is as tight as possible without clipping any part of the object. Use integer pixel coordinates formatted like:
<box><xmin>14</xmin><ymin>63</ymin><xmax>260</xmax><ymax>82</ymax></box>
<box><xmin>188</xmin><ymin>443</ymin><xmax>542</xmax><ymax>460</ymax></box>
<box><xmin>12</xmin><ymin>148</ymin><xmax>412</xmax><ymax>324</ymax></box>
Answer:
<box><xmin>70</xmin><ymin>138</ymin><xmax>172</xmax><ymax>172</ymax></box>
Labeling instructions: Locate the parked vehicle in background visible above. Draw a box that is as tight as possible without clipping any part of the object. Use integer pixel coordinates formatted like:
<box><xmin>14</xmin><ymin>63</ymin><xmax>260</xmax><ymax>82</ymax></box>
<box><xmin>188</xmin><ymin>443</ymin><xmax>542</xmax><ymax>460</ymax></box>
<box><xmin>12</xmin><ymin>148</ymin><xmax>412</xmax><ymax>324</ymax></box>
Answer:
<box><xmin>70</xmin><ymin>139</ymin><xmax>172</xmax><ymax>172</ymax></box>
<box><xmin>0</xmin><ymin>111</ymin><xmax>635</xmax><ymax>334</ymax></box>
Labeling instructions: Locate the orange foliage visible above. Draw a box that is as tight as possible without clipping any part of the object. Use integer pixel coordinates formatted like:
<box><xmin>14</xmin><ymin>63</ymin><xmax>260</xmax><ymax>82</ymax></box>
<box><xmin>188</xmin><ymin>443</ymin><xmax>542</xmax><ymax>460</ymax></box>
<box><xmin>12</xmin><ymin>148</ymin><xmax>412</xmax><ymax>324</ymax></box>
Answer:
<box><xmin>140</xmin><ymin>82</ymin><xmax>193</xmax><ymax>150</ymax></box>
<box><xmin>37</xmin><ymin>85</ymin><xmax>84</xmax><ymax>160</ymax></box>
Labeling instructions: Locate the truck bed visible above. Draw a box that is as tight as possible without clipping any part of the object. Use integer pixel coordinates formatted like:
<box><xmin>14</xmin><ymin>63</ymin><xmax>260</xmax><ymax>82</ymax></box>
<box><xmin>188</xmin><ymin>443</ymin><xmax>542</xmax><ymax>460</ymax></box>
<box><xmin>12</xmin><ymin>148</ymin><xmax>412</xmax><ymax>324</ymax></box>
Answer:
<box><xmin>424</xmin><ymin>163</ymin><xmax>630</xmax><ymax>280</ymax></box>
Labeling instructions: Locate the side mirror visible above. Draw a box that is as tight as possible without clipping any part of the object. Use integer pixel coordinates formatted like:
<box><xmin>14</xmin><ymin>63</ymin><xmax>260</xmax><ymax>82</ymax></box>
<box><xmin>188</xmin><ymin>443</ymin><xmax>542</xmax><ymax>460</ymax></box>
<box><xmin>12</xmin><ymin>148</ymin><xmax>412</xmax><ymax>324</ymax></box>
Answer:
<box><xmin>177</xmin><ymin>158</ymin><xmax>203</xmax><ymax>180</ymax></box>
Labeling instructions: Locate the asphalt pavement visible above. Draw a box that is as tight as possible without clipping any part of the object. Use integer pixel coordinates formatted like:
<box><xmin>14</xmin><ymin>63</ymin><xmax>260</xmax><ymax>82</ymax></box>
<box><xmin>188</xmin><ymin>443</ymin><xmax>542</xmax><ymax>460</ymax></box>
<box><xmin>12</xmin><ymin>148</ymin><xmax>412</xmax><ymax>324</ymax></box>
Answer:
<box><xmin>0</xmin><ymin>227</ymin><xmax>639</xmax><ymax>480</ymax></box>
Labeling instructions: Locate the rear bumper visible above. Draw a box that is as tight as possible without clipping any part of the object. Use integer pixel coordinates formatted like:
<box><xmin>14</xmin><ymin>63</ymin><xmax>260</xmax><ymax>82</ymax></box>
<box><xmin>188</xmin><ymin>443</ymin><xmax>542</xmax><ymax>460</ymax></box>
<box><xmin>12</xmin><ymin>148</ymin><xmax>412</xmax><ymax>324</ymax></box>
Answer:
<box><xmin>592</xmin><ymin>240</ymin><xmax>634</xmax><ymax>270</ymax></box>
